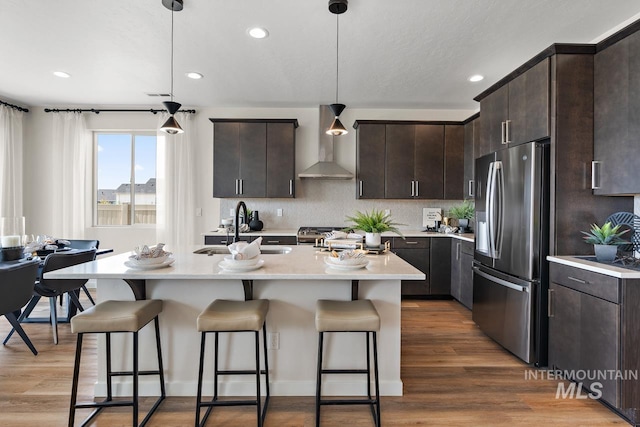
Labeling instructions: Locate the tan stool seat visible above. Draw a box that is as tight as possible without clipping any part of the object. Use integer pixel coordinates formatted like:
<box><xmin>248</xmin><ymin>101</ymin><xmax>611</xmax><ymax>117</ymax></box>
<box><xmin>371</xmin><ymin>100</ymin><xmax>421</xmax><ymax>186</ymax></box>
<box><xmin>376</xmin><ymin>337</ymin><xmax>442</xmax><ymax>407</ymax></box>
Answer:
<box><xmin>71</xmin><ymin>299</ymin><xmax>163</xmax><ymax>334</ymax></box>
<box><xmin>198</xmin><ymin>299</ymin><xmax>269</xmax><ymax>332</ymax></box>
<box><xmin>315</xmin><ymin>299</ymin><xmax>380</xmax><ymax>332</ymax></box>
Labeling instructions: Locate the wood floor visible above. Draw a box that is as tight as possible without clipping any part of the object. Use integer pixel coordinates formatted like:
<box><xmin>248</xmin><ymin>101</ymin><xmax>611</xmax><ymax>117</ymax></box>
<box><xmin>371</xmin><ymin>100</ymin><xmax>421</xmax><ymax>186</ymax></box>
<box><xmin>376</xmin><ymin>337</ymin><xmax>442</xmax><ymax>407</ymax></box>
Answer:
<box><xmin>0</xmin><ymin>296</ymin><xmax>628</xmax><ymax>426</ymax></box>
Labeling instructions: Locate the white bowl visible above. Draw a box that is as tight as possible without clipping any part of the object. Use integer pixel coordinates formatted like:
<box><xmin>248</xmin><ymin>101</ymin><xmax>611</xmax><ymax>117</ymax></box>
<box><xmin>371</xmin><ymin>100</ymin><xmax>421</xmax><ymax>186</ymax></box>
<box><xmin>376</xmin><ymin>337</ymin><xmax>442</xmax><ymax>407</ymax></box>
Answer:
<box><xmin>128</xmin><ymin>254</ymin><xmax>169</xmax><ymax>265</ymax></box>
<box><xmin>223</xmin><ymin>255</ymin><xmax>260</xmax><ymax>266</ymax></box>
<box><xmin>325</xmin><ymin>255</ymin><xmax>368</xmax><ymax>266</ymax></box>
<box><xmin>221</xmin><ymin>218</ymin><xmax>233</xmax><ymax>226</ymax></box>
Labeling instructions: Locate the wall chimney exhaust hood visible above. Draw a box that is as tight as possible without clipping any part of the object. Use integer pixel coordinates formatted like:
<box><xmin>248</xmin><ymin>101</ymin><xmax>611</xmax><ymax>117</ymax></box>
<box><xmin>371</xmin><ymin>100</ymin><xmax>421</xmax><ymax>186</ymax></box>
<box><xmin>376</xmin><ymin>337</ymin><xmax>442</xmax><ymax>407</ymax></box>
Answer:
<box><xmin>298</xmin><ymin>105</ymin><xmax>354</xmax><ymax>180</ymax></box>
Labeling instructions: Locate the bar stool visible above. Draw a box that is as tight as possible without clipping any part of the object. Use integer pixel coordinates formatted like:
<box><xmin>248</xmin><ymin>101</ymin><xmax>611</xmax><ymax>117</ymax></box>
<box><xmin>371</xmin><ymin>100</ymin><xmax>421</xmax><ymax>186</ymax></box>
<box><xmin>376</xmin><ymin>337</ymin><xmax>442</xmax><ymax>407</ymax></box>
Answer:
<box><xmin>195</xmin><ymin>299</ymin><xmax>270</xmax><ymax>427</ymax></box>
<box><xmin>315</xmin><ymin>299</ymin><xmax>381</xmax><ymax>427</ymax></box>
<box><xmin>68</xmin><ymin>299</ymin><xmax>166</xmax><ymax>427</ymax></box>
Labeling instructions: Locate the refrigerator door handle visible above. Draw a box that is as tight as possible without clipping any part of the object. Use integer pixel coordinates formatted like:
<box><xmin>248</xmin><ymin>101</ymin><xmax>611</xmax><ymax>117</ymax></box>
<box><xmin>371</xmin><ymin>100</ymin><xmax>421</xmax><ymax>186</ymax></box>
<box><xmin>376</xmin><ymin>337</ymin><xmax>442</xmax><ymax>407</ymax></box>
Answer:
<box><xmin>494</xmin><ymin>160</ymin><xmax>504</xmax><ymax>257</ymax></box>
<box><xmin>473</xmin><ymin>267</ymin><xmax>528</xmax><ymax>292</ymax></box>
<box><xmin>486</xmin><ymin>161</ymin><xmax>498</xmax><ymax>258</ymax></box>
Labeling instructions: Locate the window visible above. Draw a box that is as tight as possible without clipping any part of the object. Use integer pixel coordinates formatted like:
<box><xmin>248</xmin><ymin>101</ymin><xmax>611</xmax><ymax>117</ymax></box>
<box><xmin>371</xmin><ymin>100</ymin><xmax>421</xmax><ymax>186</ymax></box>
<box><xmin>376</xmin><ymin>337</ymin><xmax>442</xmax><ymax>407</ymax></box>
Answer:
<box><xmin>95</xmin><ymin>132</ymin><xmax>157</xmax><ymax>225</ymax></box>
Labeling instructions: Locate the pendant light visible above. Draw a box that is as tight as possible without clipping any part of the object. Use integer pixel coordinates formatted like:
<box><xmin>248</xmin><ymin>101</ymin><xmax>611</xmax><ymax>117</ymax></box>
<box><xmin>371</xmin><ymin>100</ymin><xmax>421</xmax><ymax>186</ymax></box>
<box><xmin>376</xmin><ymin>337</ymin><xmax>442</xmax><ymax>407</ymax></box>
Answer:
<box><xmin>326</xmin><ymin>0</ymin><xmax>348</xmax><ymax>136</ymax></box>
<box><xmin>160</xmin><ymin>0</ymin><xmax>184</xmax><ymax>135</ymax></box>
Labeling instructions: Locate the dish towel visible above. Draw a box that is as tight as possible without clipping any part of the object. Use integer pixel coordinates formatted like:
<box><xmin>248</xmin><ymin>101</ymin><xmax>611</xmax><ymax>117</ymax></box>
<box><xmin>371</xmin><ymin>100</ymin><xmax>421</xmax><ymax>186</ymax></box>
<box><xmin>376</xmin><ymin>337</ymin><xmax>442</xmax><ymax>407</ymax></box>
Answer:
<box><xmin>228</xmin><ymin>236</ymin><xmax>262</xmax><ymax>260</ymax></box>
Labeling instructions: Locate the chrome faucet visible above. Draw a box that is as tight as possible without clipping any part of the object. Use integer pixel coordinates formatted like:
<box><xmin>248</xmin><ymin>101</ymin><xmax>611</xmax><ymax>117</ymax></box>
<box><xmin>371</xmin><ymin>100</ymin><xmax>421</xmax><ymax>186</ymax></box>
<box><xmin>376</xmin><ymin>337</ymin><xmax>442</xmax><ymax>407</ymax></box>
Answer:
<box><xmin>234</xmin><ymin>201</ymin><xmax>247</xmax><ymax>243</ymax></box>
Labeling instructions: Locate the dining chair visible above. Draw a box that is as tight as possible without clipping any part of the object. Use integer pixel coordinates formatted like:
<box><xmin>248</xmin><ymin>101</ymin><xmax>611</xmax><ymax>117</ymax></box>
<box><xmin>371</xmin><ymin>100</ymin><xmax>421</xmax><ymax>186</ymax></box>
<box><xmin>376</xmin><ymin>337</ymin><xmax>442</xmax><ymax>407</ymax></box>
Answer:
<box><xmin>0</xmin><ymin>260</ymin><xmax>40</xmax><ymax>355</ymax></box>
<box><xmin>4</xmin><ymin>249</ymin><xmax>97</xmax><ymax>345</ymax></box>
<box><xmin>66</xmin><ymin>239</ymin><xmax>99</xmax><ymax>305</ymax></box>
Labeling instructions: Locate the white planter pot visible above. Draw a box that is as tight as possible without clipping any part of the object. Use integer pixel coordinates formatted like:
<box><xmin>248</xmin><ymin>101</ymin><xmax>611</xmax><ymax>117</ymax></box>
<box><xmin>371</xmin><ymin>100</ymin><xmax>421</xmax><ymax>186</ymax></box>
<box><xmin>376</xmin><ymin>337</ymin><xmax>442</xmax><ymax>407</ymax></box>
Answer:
<box><xmin>594</xmin><ymin>244</ymin><xmax>617</xmax><ymax>263</ymax></box>
<box><xmin>365</xmin><ymin>232</ymin><xmax>381</xmax><ymax>248</ymax></box>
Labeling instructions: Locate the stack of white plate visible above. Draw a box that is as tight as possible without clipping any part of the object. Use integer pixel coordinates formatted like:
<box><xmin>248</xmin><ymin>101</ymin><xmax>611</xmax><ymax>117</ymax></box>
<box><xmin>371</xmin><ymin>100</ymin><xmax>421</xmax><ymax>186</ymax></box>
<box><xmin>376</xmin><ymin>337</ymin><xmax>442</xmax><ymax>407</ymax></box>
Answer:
<box><xmin>218</xmin><ymin>255</ymin><xmax>264</xmax><ymax>272</ymax></box>
<box><xmin>125</xmin><ymin>254</ymin><xmax>175</xmax><ymax>269</ymax></box>
<box><xmin>324</xmin><ymin>255</ymin><xmax>369</xmax><ymax>270</ymax></box>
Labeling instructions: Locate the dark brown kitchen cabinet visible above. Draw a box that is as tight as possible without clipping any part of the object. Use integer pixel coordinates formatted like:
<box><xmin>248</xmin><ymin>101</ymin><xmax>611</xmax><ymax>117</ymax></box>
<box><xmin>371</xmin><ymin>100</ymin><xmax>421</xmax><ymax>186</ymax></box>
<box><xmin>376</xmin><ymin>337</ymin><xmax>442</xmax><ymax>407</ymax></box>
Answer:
<box><xmin>260</xmin><ymin>235</ymin><xmax>297</xmax><ymax>245</ymax></box>
<box><xmin>593</xmin><ymin>30</ymin><xmax>640</xmax><ymax>195</ymax></box>
<box><xmin>211</xmin><ymin>119</ymin><xmax>298</xmax><ymax>198</ymax></box>
<box><xmin>478</xmin><ymin>58</ymin><xmax>550</xmax><ymax>155</ymax></box>
<box><xmin>429</xmin><ymin>238</ymin><xmax>451</xmax><ymax>295</ymax></box>
<box><xmin>392</xmin><ymin>237</ymin><xmax>430</xmax><ymax>296</ymax></box>
<box><xmin>463</xmin><ymin>114</ymin><xmax>479</xmax><ymax>200</ymax></box>
<box><xmin>548</xmin><ymin>261</ymin><xmax>640</xmax><ymax>424</ymax></box>
<box><xmin>355</xmin><ymin>123</ymin><xmax>385</xmax><ymax>199</ymax></box>
<box><xmin>354</xmin><ymin>120</ymin><xmax>462</xmax><ymax>200</ymax></box>
<box><xmin>451</xmin><ymin>239</ymin><xmax>474</xmax><ymax>309</ymax></box>
<box><xmin>444</xmin><ymin>125</ymin><xmax>464</xmax><ymax>200</ymax></box>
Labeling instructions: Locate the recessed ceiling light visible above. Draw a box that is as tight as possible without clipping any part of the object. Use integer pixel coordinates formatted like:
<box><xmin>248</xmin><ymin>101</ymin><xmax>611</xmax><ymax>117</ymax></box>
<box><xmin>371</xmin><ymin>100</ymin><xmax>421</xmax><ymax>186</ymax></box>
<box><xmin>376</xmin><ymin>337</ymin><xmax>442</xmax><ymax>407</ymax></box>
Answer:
<box><xmin>248</xmin><ymin>27</ymin><xmax>269</xmax><ymax>39</ymax></box>
<box><xmin>468</xmin><ymin>74</ymin><xmax>484</xmax><ymax>82</ymax></box>
<box><xmin>186</xmin><ymin>72</ymin><xmax>203</xmax><ymax>79</ymax></box>
<box><xmin>53</xmin><ymin>71</ymin><xmax>71</xmax><ymax>78</ymax></box>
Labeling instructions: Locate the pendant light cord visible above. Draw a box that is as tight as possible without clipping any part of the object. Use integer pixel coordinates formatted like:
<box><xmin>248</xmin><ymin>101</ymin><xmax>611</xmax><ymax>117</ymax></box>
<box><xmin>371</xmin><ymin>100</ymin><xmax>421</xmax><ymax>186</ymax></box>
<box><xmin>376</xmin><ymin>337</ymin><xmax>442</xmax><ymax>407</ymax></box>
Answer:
<box><xmin>335</xmin><ymin>14</ymin><xmax>339</xmax><ymax>104</ymax></box>
<box><xmin>170</xmin><ymin>5</ymin><xmax>175</xmax><ymax>102</ymax></box>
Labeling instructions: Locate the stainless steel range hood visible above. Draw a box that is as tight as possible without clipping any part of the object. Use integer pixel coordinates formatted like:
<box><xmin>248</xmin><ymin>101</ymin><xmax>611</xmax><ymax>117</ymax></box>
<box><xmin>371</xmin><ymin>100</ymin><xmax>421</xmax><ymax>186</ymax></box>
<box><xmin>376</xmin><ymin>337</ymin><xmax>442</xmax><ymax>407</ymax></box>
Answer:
<box><xmin>298</xmin><ymin>105</ymin><xmax>353</xmax><ymax>180</ymax></box>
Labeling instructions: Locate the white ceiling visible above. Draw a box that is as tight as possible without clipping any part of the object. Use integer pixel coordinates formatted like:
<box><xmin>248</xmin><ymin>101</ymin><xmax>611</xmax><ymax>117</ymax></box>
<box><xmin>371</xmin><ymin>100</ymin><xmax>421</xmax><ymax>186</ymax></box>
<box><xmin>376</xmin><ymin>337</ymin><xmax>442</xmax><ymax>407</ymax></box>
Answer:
<box><xmin>2</xmin><ymin>0</ymin><xmax>640</xmax><ymax>110</ymax></box>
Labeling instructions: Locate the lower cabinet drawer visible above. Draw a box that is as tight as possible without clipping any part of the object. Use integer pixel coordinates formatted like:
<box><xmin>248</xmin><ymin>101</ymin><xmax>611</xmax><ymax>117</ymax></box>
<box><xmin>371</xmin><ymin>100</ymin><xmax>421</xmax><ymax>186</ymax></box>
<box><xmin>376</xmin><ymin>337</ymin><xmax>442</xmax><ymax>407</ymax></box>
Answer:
<box><xmin>260</xmin><ymin>236</ymin><xmax>297</xmax><ymax>245</ymax></box>
<box><xmin>549</xmin><ymin>263</ymin><xmax>619</xmax><ymax>303</ymax></box>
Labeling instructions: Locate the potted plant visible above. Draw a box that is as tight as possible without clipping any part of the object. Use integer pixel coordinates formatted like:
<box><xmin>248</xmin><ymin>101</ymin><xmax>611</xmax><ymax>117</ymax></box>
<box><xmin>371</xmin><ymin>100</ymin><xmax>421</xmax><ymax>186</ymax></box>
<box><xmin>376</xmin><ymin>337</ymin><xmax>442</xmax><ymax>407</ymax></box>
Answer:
<box><xmin>448</xmin><ymin>200</ymin><xmax>475</xmax><ymax>233</ymax></box>
<box><xmin>581</xmin><ymin>222</ymin><xmax>630</xmax><ymax>262</ymax></box>
<box><xmin>345</xmin><ymin>209</ymin><xmax>404</xmax><ymax>247</ymax></box>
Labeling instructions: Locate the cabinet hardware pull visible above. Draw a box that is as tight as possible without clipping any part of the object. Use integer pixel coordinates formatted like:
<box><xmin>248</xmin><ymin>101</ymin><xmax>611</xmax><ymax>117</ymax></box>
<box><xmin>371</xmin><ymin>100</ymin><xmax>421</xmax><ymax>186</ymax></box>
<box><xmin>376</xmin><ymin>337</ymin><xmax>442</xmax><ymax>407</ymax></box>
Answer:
<box><xmin>240</xmin><ymin>179</ymin><xmax>244</xmax><ymax>194</ymax></box>
<box><xmin>410</xmin><ymin>181</ymin><xmax>415</xmax><ymax>197</ymax></box>
<box><xmin>468</xmin><ymin>180</ymin><xmax>475</xmax><ymax>197</ymax></box>
<box><xmin>406</xmin><ymin>241</ymin><xmax>418</xmax><ymax>245</ymax></box>
<box><xmin>591</xmin><ymin>161</ymin><xmax>602</xmax><ymax>190</ymax></box>
<box><xmin>415</xmin><ymin>180</ymin><xmax>419</xmax><ymax>197</ymax></box>
<box><xmin>456</xmin><ymin>242</ymin><xmax>461</xmax><ymax>260</ymax></box>
<box><xmin>235</xmin><ymin>179</ymin><xmax>239</xmax><ymax>195</ymax></box>
<box><xmin>359</xmin><ymin>180</ymin><xmax>363</xmax><ymax>197</ymax></box>
<box><xmin>567</xmin><ymin>276</ymin><xmax>588</xmax><ymax>284</ymax></box>
<box><xmin>267</xmin><ymin>240</ymin><xmax>279</xmax><ymax>244</ymax></box>
<box><xmin>505</xmin><ymin>120</ymin><xmax>511</xmax><ymax>144</ymax></box>
<box><xmin>548</xmin><ymin>289</ymin><xmax>554</xmax><ymax>317</ymax></box>
<box><xmin>501</xmin><ymin>121</ymin><xmax>506</xmax><ymax>144</ymax></box>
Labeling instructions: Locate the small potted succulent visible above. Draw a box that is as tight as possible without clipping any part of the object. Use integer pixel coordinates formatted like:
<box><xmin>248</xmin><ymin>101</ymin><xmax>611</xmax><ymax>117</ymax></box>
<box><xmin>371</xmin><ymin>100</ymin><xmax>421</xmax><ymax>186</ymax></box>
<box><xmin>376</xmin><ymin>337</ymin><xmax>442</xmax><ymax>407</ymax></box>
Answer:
<box><xmin>448</xmin><ymin>200</ymin><xmax>475</xmax><ymax>233</ymax></box>
<box><xmin>581</xmin><ymin>222</ymin><xmax>630</xmax><ymax>262</ymax></box>
<box><xmin>345</xmin><ymin>209</ymin><xmax>404</xmax><ymax>248</ymax></box>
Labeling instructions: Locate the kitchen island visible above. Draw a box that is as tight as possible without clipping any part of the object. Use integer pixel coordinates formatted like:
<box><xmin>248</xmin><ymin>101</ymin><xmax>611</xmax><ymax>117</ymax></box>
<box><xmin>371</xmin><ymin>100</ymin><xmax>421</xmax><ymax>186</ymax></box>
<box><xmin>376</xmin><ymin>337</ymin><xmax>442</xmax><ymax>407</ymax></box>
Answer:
<box><xmin>45</xmin><ymin>245</ymin><xmax>424</xmax><ymax>398</ymax></box>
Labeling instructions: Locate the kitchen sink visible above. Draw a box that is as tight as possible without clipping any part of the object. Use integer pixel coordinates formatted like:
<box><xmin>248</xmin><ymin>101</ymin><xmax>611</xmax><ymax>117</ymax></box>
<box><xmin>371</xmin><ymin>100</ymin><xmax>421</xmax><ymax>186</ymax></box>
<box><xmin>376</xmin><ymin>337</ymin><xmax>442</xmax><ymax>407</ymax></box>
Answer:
<box><xmin>194</xmin><ymin>246</ymin><xmax>292</xmax><ymax>255</ymax></box>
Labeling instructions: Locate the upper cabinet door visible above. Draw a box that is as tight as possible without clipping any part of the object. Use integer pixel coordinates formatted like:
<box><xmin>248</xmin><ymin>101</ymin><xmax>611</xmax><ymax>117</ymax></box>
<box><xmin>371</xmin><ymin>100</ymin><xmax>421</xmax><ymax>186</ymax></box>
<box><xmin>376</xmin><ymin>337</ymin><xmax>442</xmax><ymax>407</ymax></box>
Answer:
<box><xmin>238</xmin><ymin>123</ymin><xmax>267</xmax><ymax>198</ymax></box>
<box><xmin>414</xmin><ymin>124</ymin><xmax>444</xmax><ymax>199</ymax></box>
<box><xmin>213</xmin><ymin>122</ymin><xmax>241</xmax><ymax>198</ymax></box>
<box><xmin>443</xmin><ymin>125</ymin><xmax>464</xmax><ymax>200</ymax></box>
<box><xmin>463</xmin><ymin>118</ymin><xmax>478</xmax><ymax>200</ymax></box>
<box><xmin>356</xmin><ymin>123</ymin><xmax>386</xmax><ymax>199</ymax></box>
<box><xmin>479</xmin><ymin>85</ymin><xmax>508</xmax><ymax>155</ymax></box>
<box><xmin>266</xmin><ymin>123</ymin><xmax>296</xmax><ymax>198</ymax></box>
<box><xmin>385</xmin><ymin>124</ymin><xmax>416</xmax><ymax>198</ymax></box>
<box><xmin>594</xmin><ymin>32</ymin><xmax>640</xmax><ymax>195</ymax></box>
<box><xmin>508</xmin><ymin>58</ymin><xmax>550</xmax><ymax>145</ymax></box>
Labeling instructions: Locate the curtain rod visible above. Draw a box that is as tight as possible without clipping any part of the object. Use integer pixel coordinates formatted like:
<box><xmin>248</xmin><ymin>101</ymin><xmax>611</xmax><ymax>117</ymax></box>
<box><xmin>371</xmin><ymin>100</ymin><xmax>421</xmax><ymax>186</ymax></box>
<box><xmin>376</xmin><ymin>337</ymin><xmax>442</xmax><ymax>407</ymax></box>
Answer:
<box><xmin>43</xmin><ymin>108</ymin><xmax>196</xmax><ymax>114</ymax></box>
<box><xmin>0</xmin><ymin>99</ymin><xmax>29</xmax><ymax>113</ymax></box>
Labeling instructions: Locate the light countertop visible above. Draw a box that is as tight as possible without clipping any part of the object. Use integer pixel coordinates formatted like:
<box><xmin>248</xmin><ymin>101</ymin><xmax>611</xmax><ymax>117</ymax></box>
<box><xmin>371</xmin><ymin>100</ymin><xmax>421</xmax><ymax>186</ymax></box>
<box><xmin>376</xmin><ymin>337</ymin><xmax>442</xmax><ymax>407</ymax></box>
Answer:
<box><xmin>547</xmin><ymin>255</ymin><xmax>640</xmax><ymax>279</ymax></box>
<box><xmin>45</xmin><ymin>245</ymin><xmax>425</xmax><ymax>281</ymax></box>
<box><xmin>203</xmin><ymin>229</ymin><xmax>475</xmax><ymax>243</ymax></box>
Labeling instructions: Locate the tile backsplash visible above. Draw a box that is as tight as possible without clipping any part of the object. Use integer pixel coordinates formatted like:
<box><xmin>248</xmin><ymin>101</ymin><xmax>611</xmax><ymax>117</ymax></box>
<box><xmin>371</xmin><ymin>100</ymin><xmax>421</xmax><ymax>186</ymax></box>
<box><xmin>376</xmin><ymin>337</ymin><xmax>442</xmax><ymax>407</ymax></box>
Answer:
<box><xmin>218</xmin><ymin>180</ymin><xmax>463</xmax><ymax>231</ymax></box>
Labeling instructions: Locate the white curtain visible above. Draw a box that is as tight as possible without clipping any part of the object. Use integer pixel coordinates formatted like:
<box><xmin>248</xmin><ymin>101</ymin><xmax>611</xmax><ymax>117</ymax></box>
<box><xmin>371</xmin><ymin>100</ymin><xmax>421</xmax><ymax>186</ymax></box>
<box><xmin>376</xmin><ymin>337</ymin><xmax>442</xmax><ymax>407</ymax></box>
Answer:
<box><xmin>0</xmin><ymin>105</ymin><xmax>24</xmax><ymax>218</ymax></box>
<box><xmin>51</xmin><ymin>113</ymin><xmax>91</xmax><ymax>238</ymax></box>
<box><xmin>156</xmin><ymin>112</ymin><xmax>196</xmax><ymax>250</ymax></box>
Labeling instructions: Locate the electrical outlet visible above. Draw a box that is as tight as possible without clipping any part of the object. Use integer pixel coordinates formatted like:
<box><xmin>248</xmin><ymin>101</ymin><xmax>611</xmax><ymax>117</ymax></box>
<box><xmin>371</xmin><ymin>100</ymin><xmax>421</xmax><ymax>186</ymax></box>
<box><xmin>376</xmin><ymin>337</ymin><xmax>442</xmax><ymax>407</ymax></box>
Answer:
<box><xmin>384</xmin><ymin>209</ymin><xmax>391</xmax><ymax>216</ymax></box>
<box><xmin>268</xmin><ymin>332</ymin><xmax>280</xmax><ymax>350</ymax></box>
<box><xmin>195</xmin><ymin>207</ymin><xmax>202</xmax><ymax>217</ymax></box>
<box><xmin>229</xmin><ymin>208</ymin><xmax>235</xmax><ymax>217</ymax></box>
<box><xmin>277</xmin><ymin>208</ymin><xmax>283</xmax><ymax>217</ymax></box>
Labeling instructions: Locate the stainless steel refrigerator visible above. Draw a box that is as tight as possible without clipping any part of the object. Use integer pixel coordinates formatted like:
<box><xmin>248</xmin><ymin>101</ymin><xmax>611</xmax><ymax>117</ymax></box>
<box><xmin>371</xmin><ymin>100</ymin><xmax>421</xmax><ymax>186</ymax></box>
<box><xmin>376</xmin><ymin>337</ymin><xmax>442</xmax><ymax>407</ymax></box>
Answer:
<box><xmin>473</xmin><ymin>141</ymin><xmax>549</xmax><ymax>365</ymax></box>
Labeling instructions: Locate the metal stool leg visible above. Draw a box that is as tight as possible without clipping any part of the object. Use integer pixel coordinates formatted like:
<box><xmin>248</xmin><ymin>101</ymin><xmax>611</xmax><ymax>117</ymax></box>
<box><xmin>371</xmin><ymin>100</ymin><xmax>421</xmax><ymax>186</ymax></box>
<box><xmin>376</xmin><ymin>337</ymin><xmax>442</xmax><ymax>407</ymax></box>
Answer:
<box><xmin>373</xmin><ymin>332</ymin><xmax>381</xmax><ymax>427</ymax></box>
<box><xmin>68</xmin><ymin>333</ymin><xmax>83</xmax><ymax>427</ymax></box>
<box><xmin>255</xmin><ymin>330</ymin><xmax>262</xmax><ymax>427</ymax></box>
<box><xmin>195</xmin><ymin>332</ymin><xmax>206</xmax><ymax>427</ymax></box>
<box><xmin>315</xmin><ymin>331</ymin><xmax>324</xmax><ymax>427</ymax></box>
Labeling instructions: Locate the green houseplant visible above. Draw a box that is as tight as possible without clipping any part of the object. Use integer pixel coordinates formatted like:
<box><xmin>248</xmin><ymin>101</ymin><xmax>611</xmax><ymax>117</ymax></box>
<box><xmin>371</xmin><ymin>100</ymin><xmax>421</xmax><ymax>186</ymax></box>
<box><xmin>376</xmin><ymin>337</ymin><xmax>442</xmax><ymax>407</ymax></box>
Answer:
<box><xmin>581</xmin><ymin>222</ymin><xmax>629</xmax><ymax>262</ymax></box>
<box><xmin>448</xmin><ymin>200</ymin><xmax>475</xmax><ymax>232</ymax></box>
<box><xmin>345</xmin><ymin>209</ymin><xmax>404</xmax><ymax>247</ymax></box>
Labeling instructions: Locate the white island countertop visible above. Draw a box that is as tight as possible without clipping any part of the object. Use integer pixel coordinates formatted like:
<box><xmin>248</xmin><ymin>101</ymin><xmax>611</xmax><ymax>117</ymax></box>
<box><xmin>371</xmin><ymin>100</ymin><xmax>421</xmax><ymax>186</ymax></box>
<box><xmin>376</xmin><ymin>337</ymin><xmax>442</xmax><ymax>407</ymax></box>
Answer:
<box><xmin>45</xmin><ymin>244</ymin><xmax>425</xmax><ymax>282</ymax></box>
<box><xmin>547</xmin><ymin>255</ymin><xmax>640</xmax><ymax>279</ymax></box>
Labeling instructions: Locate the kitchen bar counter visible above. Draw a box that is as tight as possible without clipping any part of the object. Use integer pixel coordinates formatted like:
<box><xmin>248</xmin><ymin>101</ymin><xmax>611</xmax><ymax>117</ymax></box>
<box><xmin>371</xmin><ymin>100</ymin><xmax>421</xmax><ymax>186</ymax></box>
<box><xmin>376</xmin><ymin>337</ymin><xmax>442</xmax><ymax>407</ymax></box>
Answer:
<box><xmin>46</xmin><ymin>245</ymin><xmax>424</xmax><ymax>398</ymax></box>
<box><xmin>547</xmin><ymin>255</ymin><xmax>640</xmax><ymax>279</ymax></box>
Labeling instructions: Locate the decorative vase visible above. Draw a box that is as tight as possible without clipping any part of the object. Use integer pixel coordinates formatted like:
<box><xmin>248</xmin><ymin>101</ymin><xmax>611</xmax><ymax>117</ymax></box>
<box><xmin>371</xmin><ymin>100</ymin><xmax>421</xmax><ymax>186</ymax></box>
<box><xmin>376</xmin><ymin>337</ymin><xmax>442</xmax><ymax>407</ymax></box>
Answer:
<box><xmin>457</xmin><ymin>218</ymin><xmax>469</xmax><ymax>233</ymax></box>
<box><xmin>365</xmin><ymin>232</ymin><xmax>381</xmax><ymax>248</ymax></box>
<box><xmin>594</xmin><ymin>244</ymin><xmax>617</xmax><ymax>263</ymax></box>
<box><xmin>249</xmin><ymin>211</ymin><xmax>264</xmax><ymax>231</ymax></box>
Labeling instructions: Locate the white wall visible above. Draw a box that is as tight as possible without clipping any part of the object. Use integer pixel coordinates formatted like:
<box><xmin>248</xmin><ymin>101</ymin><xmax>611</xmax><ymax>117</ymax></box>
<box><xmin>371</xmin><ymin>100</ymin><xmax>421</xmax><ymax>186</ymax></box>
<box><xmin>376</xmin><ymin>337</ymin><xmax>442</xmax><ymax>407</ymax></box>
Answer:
<box><xmin>22</xmin><ymin>105</ymin><xmax>476</xmax><ymax>253</ymax></box>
